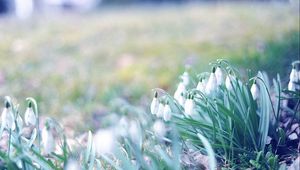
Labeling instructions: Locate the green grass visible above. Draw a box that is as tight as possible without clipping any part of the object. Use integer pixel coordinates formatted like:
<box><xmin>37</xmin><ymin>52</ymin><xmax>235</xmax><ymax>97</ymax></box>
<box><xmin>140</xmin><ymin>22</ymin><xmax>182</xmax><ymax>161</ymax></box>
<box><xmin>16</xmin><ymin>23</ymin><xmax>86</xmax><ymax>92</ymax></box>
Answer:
<box><xmin>0</xmin><ymin>3</ymin><xmax>299</xmax><ymax>129</ymax></box>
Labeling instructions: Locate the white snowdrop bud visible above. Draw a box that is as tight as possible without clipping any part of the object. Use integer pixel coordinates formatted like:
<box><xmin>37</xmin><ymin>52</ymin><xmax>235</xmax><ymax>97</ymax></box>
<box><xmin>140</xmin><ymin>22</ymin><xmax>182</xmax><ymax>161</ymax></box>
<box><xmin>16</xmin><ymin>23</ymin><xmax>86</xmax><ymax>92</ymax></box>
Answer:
<box><xmin>225</xmin><ymin>74</ymin><xmax>234</xmax><ymax>91</ymax></box>
<box><xmin>42</xmin><ymin>122</ymin><xmax>55</xmax><ymax>155</ymax></box>
<box><xmin>215</xmin><ymin>66</ymin><xmax>223</xmax><ymax>86</ymax></box>
<box><xmin>174</xmin><ymin>82</ymin><xmax>186</xmax><ymax>106</ymax></box>
<box><xmin>129</xmin><ymin>120</ymin><xmax>142</xmax><ymax>148</ymax></box>
<box><xmin>156</xmin><ymin>102</ymin><xmax>164</xmax><ymax>118</ymax></box>
<box><xmin>181</xmin><ymin>71</ymin><xmax>189</xmax><ymax>86</ymax></box>
<box><xmin>1</xmin><ymin>102</ymin><xmax>15</xmax><ymax>130</ymax></box>
<box><xmin>65</xmin><ymin>159</ymin><xmax>80</xmax><ymax>170</ymax></box>
<box><xmin>289</xmin><ymin>66</ymin><xmax>298</xmax><ymax>83</ymax></box>
<box><xmin>150</xmin><ymin>92</ymin><xmax>159</xmax><ymax>115</ymax></box>
<box><xmin>94</xmin><ymin>129</ymin><xmax>116</xmax><ymax>155</ymax></box>
<box><xmin>205</xmin><ymin>67</ymin><xmax>217</xmax><ymax>95</ymax></box>
<box><xmin>184</xmin><ymin>95</ymin><xmax>195</xmax><ymax>116</ymax></box>
<box><xmin>250</xmin><ymin>81</ymin><xmax>259</xmax><ymax>100</ymax></box>
<box><xmin>196</xmin><ymin>78</ymin><xmax>206</xmax><ymax>93</ymax></box>
<box><xmin>24</xmin><ymin>102</ymin><xmax>36</xmax><ymax>126</ymax></box>
<box><xmin>163</xmin><ymin>102</ymin><xmax>172</xmax><ymax>121</ymax></box>
<box><xmin>153</xmin><ymin>120</ymin><xmax>166</xmax><ymax>138</ymax></box>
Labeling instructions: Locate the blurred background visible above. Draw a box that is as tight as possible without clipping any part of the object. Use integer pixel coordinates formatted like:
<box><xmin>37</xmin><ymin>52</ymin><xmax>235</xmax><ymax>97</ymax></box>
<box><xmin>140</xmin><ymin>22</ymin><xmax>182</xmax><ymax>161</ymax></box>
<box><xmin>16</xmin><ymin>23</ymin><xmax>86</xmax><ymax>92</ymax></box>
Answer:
<box><xmin>0</xmin><ymin>0</ymin><xmax>299</xmax><ymax>131</ymax></box>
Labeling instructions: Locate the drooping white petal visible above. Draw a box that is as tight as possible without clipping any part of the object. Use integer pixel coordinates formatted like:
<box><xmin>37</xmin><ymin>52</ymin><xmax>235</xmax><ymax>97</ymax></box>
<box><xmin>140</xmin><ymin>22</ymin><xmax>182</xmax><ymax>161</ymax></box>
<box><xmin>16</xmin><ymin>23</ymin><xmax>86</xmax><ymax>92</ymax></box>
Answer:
<box><xmin>184</xmin><ymin>99</ymin><xmax>195</xmax><ymax>116</ymax></box>
<box><xmin>153</xmin><ymin>120</ymin><xmax>166</xmax><ymax>137</ymax></box>
<box><xmin>196</xmin><ymin>80</ymin><xmax>206</xmax><ymax>93</ymax></box>
<box><xmin>1</xmin><ymin>107</ymin><xmax>15</xmax><ymax>130</ymax></box>
<box><xmin>205</xmin><ymin>72</ymin><xmax>217</xmax><ymax>95</ymax></box>
<box><xmin>156</xmin><ymin>103</ymin><xmax>164</xmax><ymax>118</ymax></box>
<box><xmin>181</xmin><ymin>71</ymin><xmax>189</xmax><ymax>86</ymax></box>
<box><xmin>24</xmin><ymin>107</ymin><xmax>36</xmax><ymax>126</ymax></box>
<box><xmin>215</xmin><ymin>67</ymin><xmax>223</xmax><ymax>86</ymax></box>
<box><xmin>289</xmin><ymin>68</ymin><xmax>298</xmax><ymax>83</ymax></box>
<box><xmin>163</xmin><ymin>104</ymin><xmax>172</xmax><ymax>121</ymax></box>
<box><xmin>94</xmin><ymin>129</ymin><xmax>116</xmax><ymax>155</ymax></box>
<box><xmin>150</xmin><ymin>97</ymin><xmax>159</xmax><ymax>115</ymax></box>
<box><xmin>288</xmin><ymin>81</ymin><xmax>296</xmax><ymax>92</ymax></box>
<box><xmin>174</xmin><ymin>82</ymin><xmax>186</xmax><ymax>101</ymax></box>
<box><xmin>225</xmin><ymin>75</ymin><xmax>233</xmax><ymax>91</ymax></box>
<box><xmin>250</xmin><ymin>83</ymin><xmax>259</xmax><ymax>100</ymax></box>
<box><xmin>42</xmin><ymin>127</ymin><xmax>55</xmax><ymax>155</ymax></box>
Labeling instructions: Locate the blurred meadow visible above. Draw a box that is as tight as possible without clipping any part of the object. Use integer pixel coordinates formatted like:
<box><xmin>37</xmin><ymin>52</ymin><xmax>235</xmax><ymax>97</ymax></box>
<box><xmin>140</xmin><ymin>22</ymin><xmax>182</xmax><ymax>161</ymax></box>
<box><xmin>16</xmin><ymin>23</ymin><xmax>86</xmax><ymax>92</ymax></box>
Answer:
<box><xmin>0</xmin><ymin>3</ymin><xmax>299</xmax><ymax>130</ymax></box>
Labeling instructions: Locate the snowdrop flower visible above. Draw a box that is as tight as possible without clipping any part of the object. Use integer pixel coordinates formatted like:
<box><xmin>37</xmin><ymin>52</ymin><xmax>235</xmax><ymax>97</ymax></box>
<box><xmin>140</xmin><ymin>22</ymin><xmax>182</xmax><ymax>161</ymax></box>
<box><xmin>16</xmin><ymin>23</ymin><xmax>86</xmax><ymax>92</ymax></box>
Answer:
<box><xmin>289</xmin><ymin>66</ymin><xmax>298</xmax><ymax>83</ymax></box>
<box><xmin>196</xmin><ymin>78</ymin><xmax>206</xmax><ymax>93</ymax></box>
<box><xmin>118</xmin><ymin>116</ymin><xmax>129</xmax><ymax>137</ymax></box>
<box><xmin>24</xmin><ymin>102</ymin><xmax>36</xmax><ymax>126</ymax></box>
<box><xmin>184</xmin><ymin>95</ymin><xmax>195</xmax><ymax>116</ymax></box>
<box><xmin>215</xmin><ymin>66</ymin><xmax>224</xmax><ymax>86</ymax></box>
<box><xmin>150</xmin><ymin>91</ymin><xmax>159</xmax><ymax>115</ymax></box>
<box><xmin>1</xmin><ymin>102</ymin><xmax>15</xmax><ymax>130</ymax></box>
<box><xmin>129</xmin><ymin>120</ymin><xmax>142</xmax><ymax>148</ymax></box>
<box><xmin>288</xmin><ymin>80</ymin><xmax>296</xmax><ymax>92</ymax></box>
<box><xmin>251</xmin><ymin>81</ymin><xmax>259</xmax><ymax>100</ymax></box>
<box><xmin>174</xmin><ymin>82</ymin><xmax>186</xmax><ymax>106</ymax></box>
<box><xmin>94</xmin><ymin>129</ymin><xmax>116</xmax><ymax>155</ymax></box>
<box><xmin>156</xmin><ymin>102</ymin><xmax>164</xmax><ymax>118</ymax></box>
<box><xmin>153</xmin><ymin>120</ymin><xmax>166</xmax><ymax>137</ymax></box>
<box><xmin>65</xmin><ymin>159</ymin><xmax>80</xmax><ymax>170</ymax></box>
<box><xmin>181</xmin><ymin>71</ymin><xmax>189</xmax><ymax>86</ymax></box>
<box><xmin>42</xmin><ymin>122</ymin><xmax>55</xmax><ymax>155</ymax></box>
<box><xmin>163</xmin><ymin>102</ymin><xmax>172</xmax><ymax>121</ymax></box>
<box><xmin>225</xmin><ymin>73</ymin><xmax>234</xmax><ymax>91</ymax></box>
<box><xmin>205</xmin><ymin>67</ymin><xmax>217</xmax><ymax>95</ymax></box>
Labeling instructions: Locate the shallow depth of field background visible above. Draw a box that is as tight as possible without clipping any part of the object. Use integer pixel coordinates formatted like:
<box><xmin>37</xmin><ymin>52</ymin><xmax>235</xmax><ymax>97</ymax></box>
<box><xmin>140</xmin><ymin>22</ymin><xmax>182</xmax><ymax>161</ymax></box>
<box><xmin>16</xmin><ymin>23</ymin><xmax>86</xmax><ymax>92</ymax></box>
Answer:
<box><xmin>0</xmin><ymin>1</ymin><xmax>299</xmax><ymax>132</ymax></box>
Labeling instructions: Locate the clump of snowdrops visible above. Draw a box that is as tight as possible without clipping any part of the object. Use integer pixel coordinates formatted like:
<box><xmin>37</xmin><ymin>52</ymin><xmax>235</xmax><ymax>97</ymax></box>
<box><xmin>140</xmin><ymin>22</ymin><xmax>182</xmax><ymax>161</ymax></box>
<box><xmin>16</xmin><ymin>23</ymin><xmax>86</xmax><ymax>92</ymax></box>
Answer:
<box><xmin>0</xmin><ymin>60</ymin><xmax>299</xmax><ymax>169</ymax></box>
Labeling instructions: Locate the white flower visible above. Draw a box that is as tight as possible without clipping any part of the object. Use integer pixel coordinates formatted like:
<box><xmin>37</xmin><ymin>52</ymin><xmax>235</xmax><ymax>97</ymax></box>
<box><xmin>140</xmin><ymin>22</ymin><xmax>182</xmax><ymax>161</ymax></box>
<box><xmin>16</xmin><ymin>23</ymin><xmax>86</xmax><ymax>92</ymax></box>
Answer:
<box><xmin>250</xmin><ymin>81</ymin><xmax>259</xmax><ymax>100</ymax></box>
<box><xmin>215</xmin><ymin>66</ymin><xmax>223</xmax><ymax>86</ymax></box>
<box><xmin>184</xmin><ymin>95</ymin><xmax>195</xmax><ymax>116</ymax></box>
<box><xmin>42</xmin><ymin>124</ymin><xmax>55</xmax><ymax>155</ymax></box>
<box><xmin>196</xmin><ymin>79</ymin><xmax>206</xmax><ymax>93</ymax></box>
<box><xmin>129</xmin><ymin>120</ymin><xmax>142</xmax><ymax>148</ymax></box>
<box><xmin>225</xmin><ymin>75</ymin><xmax>233</xmax><ymax>91</ymax></box>
<box><xmin>163</xmin><ymin>103</ymin><xmax>172</xmax><ymax>121</ymax></box>
<box><xmin>288</xmin><ymin>80</ymin><xmax>296</xmax><ymax>92</ymax></box>
<box><xmin>24</xmin><ymin>104</ymin><xmax>36</xmax><ymax>126</ymax></box>
<box><xmin>153</xmin><ymin>120</ymin><xmax>166</xmax><ymax>137</ymax></box>
<box><xmin>156</xmin><ymin>103</ymin><xmax>164</xmax><ymax>118</ymax></box>
<box><xmin>181</xmin><ymin>71</ymin><xmax>189</xmax><ymax>86</ymax></box>
<box><xmin>65</xmin><ymin>159</ymin><xmax>80</xmax><ymax>170</ymax></box>
<box><xmin>94</xmin><ymin>129</ymin><xmax>116</xmax><ymax>155</ymax></box>
<box><xmin>205</xmin><ymin>69</ymin><xmax>217</xmax><ymax>95</ymax></box>
<box><xmin>174</xmin><ymin>82</ymin><xmax>186</xmax><ymax>106</ymax></box>
<box><xmin>118</xmin><ymin>116</ymin><xmax>129</xmax><ymax>137</ymax></box>
<box><xmin>150</xmin><ymin>92</ymin><xmax>159</xmax><ymax>115</ymax></box>
<box><xmin>289</xmin><ymin>67</ymin><xmax>298</xmax><ymax>83</ymax></box>
<box><xmin>1</xmin><ymin>103</ymin><xmax>15</xmax><ymax>130</ymax></box>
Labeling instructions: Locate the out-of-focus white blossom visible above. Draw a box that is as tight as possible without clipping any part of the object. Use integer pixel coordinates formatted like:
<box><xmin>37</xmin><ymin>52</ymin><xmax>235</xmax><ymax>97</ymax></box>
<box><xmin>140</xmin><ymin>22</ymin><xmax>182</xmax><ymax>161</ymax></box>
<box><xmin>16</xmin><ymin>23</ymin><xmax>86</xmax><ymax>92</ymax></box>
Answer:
<box><xmin>205</xmin><ymin>68</ymin><xmax>217</xmax><ymax>95</ymax></box>
<box><xmin>289</xmin><ymin>67</ymin><xmax>298</xmax><ymax>83</ymax></box>
<box><xmin>118</xmin><ymin>116</ymin><xmax>129</xmax><ymax>137</ymax></box>
<box><xmin>1</xmin><ymin>102</ymin><xmax>15</xmax><ymax>130</ymax></box>
<box><xmin>163</xmin><ymin>103</ymin><xmax>172</xmax><ymax>121</ymax></box>
<box><xmin>153</xmin><ymin>120</ymin><xmax>166</xmax><ymax>138</ymax></box>
<box><xmin>250</xmin><ymin>81</ymin><xmax>259</xmax><ymax>100</ymax></box>
<box><xmin>94</xmin><ymin>129</ymin><xmax>116</xmax><ymax>155</ymax></box>
<box><xmin>174</xmin><ymin>82</ymin><xmax>186</xmax><ymax>106</ymax></box>
<box><xmin>288</xmin><ymin>66</ymin><xmax>299</xmax><ymax>92</ymax></box>
<box><xmin>156</xmin><ymin>103</ymin><xmax>164</xmax><ymax>118</ymax></box>
<box><xmin>24</xmin><ymin>103</ymin><xmax>36</xmax><ymax>126</ymax></box>
<box><xmin>65</xmin><ymin>159</ymin><xmax>80</xmax><ymax>170</ymax></box>
<box><xmin>288</xmin><ymin>80</ymin><xmax>296</xmax><ymax>92</ymax></box>
<box><xmin>129</xmin><ymin>120</ymin><xmax>142</xmax><ymax>148</ymax></box>
<box><xmin>181</xmin><ymin>71</ymin><xmax>190</xmax><ymax>86</ymax></box>
<box><xmin>184</xmin><ymin>95</ymin><xmax>195</xmax><ymax>116</ymax></box>
<box><xmin>215</xmin><ymin>66</ymin><xmax>223</xmax><ymax>86</ymax></box>
<box><xmin>196</xmin><ymin>79</ymin><xmax>206</xmax><ymax>93</ymax></box>
<box><xmin>42</xmin><ymin>123</ymin><xmax>55</xmax><ymax>155</ymax></box>
<box><xmin>150</xmin><ymin>92</ymin><xmax>159</xmax><ymax>115</ymax></box>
